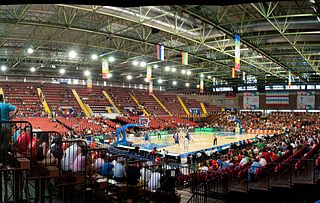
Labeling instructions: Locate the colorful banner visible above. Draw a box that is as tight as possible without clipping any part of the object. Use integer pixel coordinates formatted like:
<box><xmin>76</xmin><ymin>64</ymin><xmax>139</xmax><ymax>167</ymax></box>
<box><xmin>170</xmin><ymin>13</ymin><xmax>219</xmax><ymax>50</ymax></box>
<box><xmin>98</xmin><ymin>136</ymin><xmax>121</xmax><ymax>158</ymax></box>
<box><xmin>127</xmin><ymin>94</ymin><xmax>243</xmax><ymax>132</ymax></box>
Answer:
<box><xmin>102</xmin><ymin>59</ymin><xmax>109</xmax><ymax>79</ymax></box>
<box><xmin>87</xmin><ymin>77</ymin><xmax>92</xmax><ymax>92</ymax></box>
<box><xmin>297</xmin><ymin>91</ymin><xmax>315</xmax><ymax>110</ymax></box>
<box><xmin>182</xmin><ymin>51</ymin><xmax>188</xmax><ymax>65</ymax></box>
<box><xmin>200</xmin><ymin>79</ymin><xmax>204</xmax><ymax>93</ymax></box>
<box><xmin>231</xmin><ymin>67</ymin><xmax>236</xmax><ymax>78</ymax></box>
<box><xmin>288</xmin><ymin>69</ymin><xmax>291</xmax><ymax>88</ymax></box>
<box><xmin>266</xmin><ymin>91</ymin><xmax>289</xmax><ymax>106</ymax></box>
<box><xmin>156</xmin><ymin>44</ymin><xmax>164</xmax><ymax>61</ymax></box>
<box><xmin>146</xmin><ymin>66</ymin><xmax>152</xmax><ymax>82</ymax></box>
<box><xmin>243</xmin><ymin>92</ymin><xmax>259</xmax><ymax>110</ymax></box>
<box><xmin>149</xmin><ymin>80</ymin><xmax>153</xmax><ymax>95</ymax></box>
<box><xmin>235</xmin><ymin>34</ymin><xmax>240</xmax><ymax>71</ymax></box>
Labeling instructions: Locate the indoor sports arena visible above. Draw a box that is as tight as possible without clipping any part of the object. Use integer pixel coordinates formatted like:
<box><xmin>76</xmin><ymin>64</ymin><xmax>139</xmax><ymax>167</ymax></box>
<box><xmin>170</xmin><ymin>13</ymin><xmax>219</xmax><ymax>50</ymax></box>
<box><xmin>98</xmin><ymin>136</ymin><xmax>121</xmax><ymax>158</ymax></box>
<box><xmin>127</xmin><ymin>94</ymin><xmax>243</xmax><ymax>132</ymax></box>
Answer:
<box><xmin>0</xmin><ymin>1</ymin><xmax>319</xmax><ymax>203</ymax></box>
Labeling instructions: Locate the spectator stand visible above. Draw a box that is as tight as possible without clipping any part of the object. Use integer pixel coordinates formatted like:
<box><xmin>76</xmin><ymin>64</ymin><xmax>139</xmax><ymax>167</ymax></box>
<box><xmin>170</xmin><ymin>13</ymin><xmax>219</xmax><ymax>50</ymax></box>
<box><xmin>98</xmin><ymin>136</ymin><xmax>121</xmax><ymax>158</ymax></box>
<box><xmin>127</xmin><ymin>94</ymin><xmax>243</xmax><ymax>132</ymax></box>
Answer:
<box><xmin>25</xmin><ymin>131</ymin><xmax>62</xmax><ymax>203</ymax></box>
<box><xmin>52</xmin><ymin>139</ymin><xmax>89</xmax><ymax>202</ymax></box>
<box><xmin>0</xmin><ymin>120</ymin><xmax>33</xmax><ymax>203</ymax></box>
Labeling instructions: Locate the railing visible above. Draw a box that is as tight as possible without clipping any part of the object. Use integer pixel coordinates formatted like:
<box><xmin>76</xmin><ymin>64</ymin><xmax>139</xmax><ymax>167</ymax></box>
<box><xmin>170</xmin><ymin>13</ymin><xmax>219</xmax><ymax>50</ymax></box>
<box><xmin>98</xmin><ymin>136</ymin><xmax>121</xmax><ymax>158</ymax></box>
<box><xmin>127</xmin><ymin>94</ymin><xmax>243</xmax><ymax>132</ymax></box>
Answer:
<box><xmin>188</xmin><ymin>155</ymin><xmax>320</xmax><ymax>203</ymax></box>
<box><xmin>187</xmin><ymin>173</ymin><xmax>227</xmax><ymax>203</ymax></box>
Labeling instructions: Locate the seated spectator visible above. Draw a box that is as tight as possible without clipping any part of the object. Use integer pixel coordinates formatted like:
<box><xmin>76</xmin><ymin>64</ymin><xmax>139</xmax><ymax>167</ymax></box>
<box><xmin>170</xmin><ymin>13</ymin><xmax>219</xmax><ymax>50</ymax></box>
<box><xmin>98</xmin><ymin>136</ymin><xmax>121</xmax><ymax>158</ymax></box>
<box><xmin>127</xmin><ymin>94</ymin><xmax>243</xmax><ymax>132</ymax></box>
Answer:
<box><xmin>113</xmin><ymin>159</ymin><xmax>126</xmax><ymax>182</ymax></box>
<box><xmin>248</xmin><ymin>158</ymin><xmax>261</xmax><ymax>181</ymax></box>
<box><xmin>99</xmin><ymin>158</ymin><xmax>114</xmax><ymax>177</ymax></box>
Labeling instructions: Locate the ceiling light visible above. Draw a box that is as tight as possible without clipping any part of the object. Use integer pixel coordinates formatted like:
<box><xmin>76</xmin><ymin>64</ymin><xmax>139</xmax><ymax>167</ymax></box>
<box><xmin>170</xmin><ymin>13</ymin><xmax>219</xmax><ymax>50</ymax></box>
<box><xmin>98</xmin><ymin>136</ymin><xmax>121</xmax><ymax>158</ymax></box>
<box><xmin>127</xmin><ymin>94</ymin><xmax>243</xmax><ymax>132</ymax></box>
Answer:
<box><xmin>133</xmin><ymin>61</ymin><xmax>139</xmax><ymax>66</ymax></box>
<box><xmin>153</xmin><ymin>64</ymin><xmax>158</xmax><ymax>69</ymax></box>
<box><xmin>107</xmin><ymin>73</ymin><xmax>112</xmax><ymax>78</ymax></box>
<box><xmin>140</xmin><ymin>61</ymin><xmax>147</xmax><ymax>67</ymax></box>
<box><xmin>59</xmin><ymin>68</ymin><xmax>65</xmax><ymax>74</ymax></box>
<box><xmin>144</xmin><ymin>78</ymin><xmax>149</xmax><ymax>82</ymax></box>
<box><xmin>84</xmin><ymin>70</ymin><xmax>91</xmax><ymax>76</ymax></box>
<box><xmin>172</xmin><ymin>81</ymin><xmax>177</xmax><ymax>85</ymax></box>
<box><xmin>310</xmin><ymin>0</ymin><xmax>315</xmax><ymax>3</ymax></box>
<box><xmin>165</xmin><ymin>66</ymin><xmax>170</xmax><ymax>71</ymax></box>
<box><xmin>187</xmin><ymin>70</ymin><xmax>191</xmax><ymax>75</ymax></box>
<box><xmin>51</xmin><ymin>65</ymin><xmax>56</xmax><ymax>69</ymax></box>
<box><xmin>158</xmin><ymin>78</ymin><xmax>163</xmax><ymax>84</ymax></box>
<box><xmin>68</xmin><ymin>50</ymin><xmax>77</xmax><ymax>58</ymax></box>
<box><xmin>200</xmin><ymin>73</ymin><xmax>204</xmax><ymax>78</ymax></box>
<box><xmin>171</xmin><ymin>67</ymin><xmax>176</xmax><ymax>72</ymax></box>
<box><xmin>185</xmin><ymin>83</ymin><xmax>190</xmax><ymax>87</ymax></box>
<box><xmin>30</xmin><ymin>67</ymin><xmax>36</xmax><ymax>72</ymax></box>
<box><xmin>109</xmin><ymin>56</ymin><xmax>115</xmax><ymax>62</ymax></box>
<box><xmin>0</xmin><ymin>65</ymin><xmax>6</xmax><ymax>71</ymax></box>
<box><xmin>91</xmin><ymin>54</ymin><xmax>98</xmax><ymax>60</ymax></box>
<box><xmin>207</xmin><ymin>75</ymin><xmax>212</xmax><ymax>79</ymax></box>
<box><xmin>181</xmin><ymin>69</ymin><xmax>186</xmax><ymax>74</ymax></box>
<box><xmin>27</xmin><ymin>48</ymin><xmax>34</xmax><ymax>54</ymax></box>
<box><xmin>127</xmin><ymin>75</ymin><xmax>132</xmax><ymax>80</ymax></box>
<box><xmin>196</xmin><ymin>84</ymin><xmax>200</xmax><ymax>88</ymax></box>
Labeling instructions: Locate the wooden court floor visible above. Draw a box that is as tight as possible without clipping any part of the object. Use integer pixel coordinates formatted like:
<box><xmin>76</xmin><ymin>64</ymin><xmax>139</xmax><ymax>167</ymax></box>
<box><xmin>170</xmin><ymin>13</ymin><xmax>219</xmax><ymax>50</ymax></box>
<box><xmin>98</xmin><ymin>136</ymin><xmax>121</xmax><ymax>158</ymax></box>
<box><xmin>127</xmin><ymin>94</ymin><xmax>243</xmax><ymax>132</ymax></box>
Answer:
<box><xmin>127</xmin><ymin>132</ymin><xmax>257</xmax><ymax>155</ymax></box>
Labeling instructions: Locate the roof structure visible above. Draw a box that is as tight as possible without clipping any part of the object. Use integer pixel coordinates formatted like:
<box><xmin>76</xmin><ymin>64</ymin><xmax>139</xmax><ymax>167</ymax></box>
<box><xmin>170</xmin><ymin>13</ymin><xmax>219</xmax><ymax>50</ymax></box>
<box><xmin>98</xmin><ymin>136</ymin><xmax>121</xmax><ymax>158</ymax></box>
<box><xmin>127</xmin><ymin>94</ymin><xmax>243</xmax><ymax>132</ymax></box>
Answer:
<box><xmin>0</xmin><ymin>2</ymin><xmax>319</xmax><ymax>90</ymax></box>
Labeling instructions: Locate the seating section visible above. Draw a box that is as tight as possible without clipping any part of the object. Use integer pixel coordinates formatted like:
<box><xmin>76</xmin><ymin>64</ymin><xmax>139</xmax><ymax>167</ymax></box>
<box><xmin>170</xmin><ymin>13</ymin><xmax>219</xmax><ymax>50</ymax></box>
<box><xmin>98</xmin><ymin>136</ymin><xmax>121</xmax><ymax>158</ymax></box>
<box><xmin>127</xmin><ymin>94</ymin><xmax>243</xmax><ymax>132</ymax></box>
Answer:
<box><xmin>154</xmin><ymin>91</ymin><xmax>185</xmax><ymax>116</ymax></box>
<box><xmin>57</xmin><ymin>117</ymin><xmax>109</xmax><ymax>133</ymax></box>
<box><xmin>132</xmin><ymin>90</ymin><xmax>167</xmax><ymax>116</ymax></box>
<box><xmin>158</xmin><ymin>116</ymin><xmax>197</xmax><ymax>127</ymax></box>
<box><xmin>42</xmin><ymin>83</ymin><xmax>82</xmax><ymax>115</ymax></box>
<box><xmin>15</xmin><ymin>117</ymin><xmax>68</xmax><ymax>134</ymax></box>
<box><xmin>180</xmin><ymin>96</ymin><xmax>203</xmax><ymax>115</ymax></box>
<box><xmin>73</xmin><ymin>86</ymin><xmax>111</xmax><ymax>114</ymax></box>
<box><xmin>1</xmin><ymin>82</ymin><xmax>44</xmax><ymax>117</ymax></box>
<box><xmin>104</xmin><ymin>87</ymin><xmax>138</xmax><ymax>115</ymax></box>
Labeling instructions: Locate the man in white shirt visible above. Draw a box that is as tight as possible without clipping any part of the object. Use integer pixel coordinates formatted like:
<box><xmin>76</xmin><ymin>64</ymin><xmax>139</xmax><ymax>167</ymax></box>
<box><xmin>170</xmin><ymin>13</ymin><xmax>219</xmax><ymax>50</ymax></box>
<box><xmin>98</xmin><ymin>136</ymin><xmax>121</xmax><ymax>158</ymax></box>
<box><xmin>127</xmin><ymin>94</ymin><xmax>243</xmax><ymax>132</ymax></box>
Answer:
<box><xmin>240</xmin><ymin>156</ymin><xmax>249</xmax><ymax>166</ymax></box>
<box><xmin>259</xmin><ymin>157</ymin><xmax>267</xmax><ymax>167</ymax></box>
<box><xmin>61</xmin><ymin>143</ymin><xmax>80</xmax><ymax>171</ymax></box>
<box><xmin>148</xmin><ymin>171</ymin><xmax>161</xmax><ymax>191</ymax></box>
<box><xmin>113</xmin><ymin>161</ymin><xmax>126</xmax><ymax>182</ymax></box>
<box><xmin>140</xmin><ymin>166</ymin><xmax>152</xmax><ymax>184</ymax></box>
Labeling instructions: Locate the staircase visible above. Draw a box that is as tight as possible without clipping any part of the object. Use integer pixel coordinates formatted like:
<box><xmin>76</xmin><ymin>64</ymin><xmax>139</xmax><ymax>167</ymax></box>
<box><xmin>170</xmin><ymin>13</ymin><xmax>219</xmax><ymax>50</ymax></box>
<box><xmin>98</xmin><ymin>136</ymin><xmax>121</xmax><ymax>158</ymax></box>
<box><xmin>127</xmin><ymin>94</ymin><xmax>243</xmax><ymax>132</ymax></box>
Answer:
<box><xmin>37</xmin><ymin>88</ymin><xmax>52</xmax><ymax>117</ymax></box>
<box><xmin>177</xmin><ymin>96</ymin><xmax>190</xmax><ymax>116</ymax></box>
<box><xmin>102</xmin><ymin>90</ymin><xmax>121</xmax><ymax>114</ymax></box>
<box><xmin>72</xmin><ymin>89</ymin><xmax>90</xmax><ymax>117</ymax></box>
<box><xmin>152</xmin><ymin>93</ymin><xmax>172</xmax><ymax>116</ymax></box>
<box><xmin>129</xmin><ymin>93</ymin><xmax>150</xmax><ymax>116</ymax></box>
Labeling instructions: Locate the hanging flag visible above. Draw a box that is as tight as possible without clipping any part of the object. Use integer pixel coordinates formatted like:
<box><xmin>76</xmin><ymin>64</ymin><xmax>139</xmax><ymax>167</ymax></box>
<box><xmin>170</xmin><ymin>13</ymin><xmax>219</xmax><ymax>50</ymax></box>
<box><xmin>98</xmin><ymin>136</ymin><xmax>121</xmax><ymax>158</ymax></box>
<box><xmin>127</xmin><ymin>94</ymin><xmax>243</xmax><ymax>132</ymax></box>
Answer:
<box><xmin>102</xmin><ymin>59</ymin><xmax>109</xmax><ymax>79</ymax></box>
<box><xmin>288</xmin><ymin>69</ymin><xmax>291</xmax><ymax>88</ymax></box>
<box><xmin>182</xmin><ymin>51</ymin><xmax>188</xmax><ymax>65</ymax></box>
<box><xmin>149</xmin><ymin>80</ymin><xmax>153</xmax><ymax>95</ymax></box>
<box><xmin>235</xmin><ymin>34</ymin><xmax>241</xmax><ymax>72</ymax></box>
<box><xmin>146</xmin><ymin>66</ymin><xmax>152</xmax><ymax>82</ymax></box>
<box><xmin>242</xmin><ymin>71</ymin><xmax>246</xmax><ymax>81</ymax></box>
<box><xmin>156</xmin><ymin>44</ymin><xmax>164</xmax><ymax>61</ymax></box>
<box><xmin>232</xmin><ymin>67</ymin><xmax>236</xmax><ymax>78</ymax></box>
<box><xmin>87</xmin><ymin>77</ymin><xmax>92</xmax><ymax>92</ymax></box>
<box><xmin>200</xmin><ymin>79</ymin><xmax>204</xmax><ymax>93</ymax></box>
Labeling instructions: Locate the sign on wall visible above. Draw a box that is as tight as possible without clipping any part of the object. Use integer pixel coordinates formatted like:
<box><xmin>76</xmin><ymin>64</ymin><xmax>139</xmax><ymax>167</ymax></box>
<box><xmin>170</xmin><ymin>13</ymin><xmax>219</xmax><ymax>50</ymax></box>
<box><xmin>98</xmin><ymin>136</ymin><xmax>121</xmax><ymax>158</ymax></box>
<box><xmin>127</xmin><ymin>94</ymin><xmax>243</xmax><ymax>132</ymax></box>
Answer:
<box><xmin>266</xmin><ymin>91</ymin><xmax>289</xmax><ymax>106</ymax></box>
<box><xmin>297</xmin><ymin>91</ymin><xmax>315</xmax><ymax>110</ymax></box>
<box><xmin>243</xmin><ymin>92</ymin><xmax>259</xmax><ymax>109</ymax></box>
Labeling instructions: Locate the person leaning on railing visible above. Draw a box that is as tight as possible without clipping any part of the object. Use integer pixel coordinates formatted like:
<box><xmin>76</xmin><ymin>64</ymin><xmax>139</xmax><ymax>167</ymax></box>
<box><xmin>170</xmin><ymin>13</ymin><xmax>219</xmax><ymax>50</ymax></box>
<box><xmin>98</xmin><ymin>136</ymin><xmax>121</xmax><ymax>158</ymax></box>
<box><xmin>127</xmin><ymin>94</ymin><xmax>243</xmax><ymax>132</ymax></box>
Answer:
<box><xmin>0</xmin><ymin>94</ymin><xmax>18</xmax><ymax>161</ymax></box>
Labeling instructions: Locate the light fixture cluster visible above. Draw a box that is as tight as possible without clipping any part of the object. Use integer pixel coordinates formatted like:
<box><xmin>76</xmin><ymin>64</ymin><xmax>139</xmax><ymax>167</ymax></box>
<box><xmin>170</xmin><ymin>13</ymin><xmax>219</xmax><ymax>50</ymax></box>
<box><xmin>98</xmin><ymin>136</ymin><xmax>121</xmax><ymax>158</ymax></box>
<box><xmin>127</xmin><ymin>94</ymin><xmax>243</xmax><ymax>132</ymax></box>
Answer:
<box><xmin>132</xmin><ymin>60</ymin><xmax>147</xmax><ymax>67</ymax></box>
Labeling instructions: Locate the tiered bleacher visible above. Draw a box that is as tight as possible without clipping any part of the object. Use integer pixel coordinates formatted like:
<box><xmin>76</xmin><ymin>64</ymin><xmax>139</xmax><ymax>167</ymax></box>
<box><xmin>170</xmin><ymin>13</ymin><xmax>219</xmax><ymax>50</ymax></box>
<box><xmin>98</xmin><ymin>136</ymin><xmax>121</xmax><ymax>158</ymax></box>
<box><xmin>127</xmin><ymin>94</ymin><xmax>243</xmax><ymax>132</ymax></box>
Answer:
<box><xmin>73</xmin><ymin>86</ymin><xmax>112</xmax><ymax>114</ymax></box>
<box><xmin>1</xmin><ymin>82</ymin><xmax>44</xmax><ymax>117</ymax></box>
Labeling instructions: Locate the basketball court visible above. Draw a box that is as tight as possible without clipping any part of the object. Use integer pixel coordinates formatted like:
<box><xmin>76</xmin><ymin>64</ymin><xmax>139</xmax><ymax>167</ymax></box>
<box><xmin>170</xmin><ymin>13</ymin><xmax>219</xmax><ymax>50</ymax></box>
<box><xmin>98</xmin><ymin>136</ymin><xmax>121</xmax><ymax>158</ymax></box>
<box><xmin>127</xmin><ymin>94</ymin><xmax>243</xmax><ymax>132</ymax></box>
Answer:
<box><xmin>126</xmin><ymin>131</ymin><xmax>257</xmax><ymax>157</ymax></box>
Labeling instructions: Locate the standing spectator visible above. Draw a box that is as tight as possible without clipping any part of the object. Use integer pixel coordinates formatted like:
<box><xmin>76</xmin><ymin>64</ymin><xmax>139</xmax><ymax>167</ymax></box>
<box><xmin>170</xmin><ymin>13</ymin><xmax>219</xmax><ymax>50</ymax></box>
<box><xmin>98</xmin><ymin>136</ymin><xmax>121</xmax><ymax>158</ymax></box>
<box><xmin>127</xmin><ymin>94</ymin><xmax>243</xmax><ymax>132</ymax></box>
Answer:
<box><xmin>0</xmin><ymin>94</ymin><xmax>17</xmax><ymax>160</ymax></box>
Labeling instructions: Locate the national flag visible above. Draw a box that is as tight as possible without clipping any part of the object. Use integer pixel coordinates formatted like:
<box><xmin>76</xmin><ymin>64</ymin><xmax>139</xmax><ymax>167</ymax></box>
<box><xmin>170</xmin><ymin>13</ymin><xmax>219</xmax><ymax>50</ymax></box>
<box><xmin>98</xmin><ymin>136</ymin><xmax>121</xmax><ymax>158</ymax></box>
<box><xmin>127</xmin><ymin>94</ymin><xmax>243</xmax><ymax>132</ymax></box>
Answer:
<box><xmin>182</xmin><ymin>51</ymin><xmax>188</xmax><ymax>65</ymax></box>
<box><xmin>87</xmin><ymin>77</ymin><xmax>92</xmax><ymax>92</ymax></box>
<box><xmin>235</xmin><ymin>34</ymin><xmax>241</xmax><ymax>71</ymax></box>
<box><xmin>102</xmin><ymin>59</ymin><xmax>109</xmax><ymax>79</ymax></box>
<box><xmin>156</xmin><ymin>44</ymin><xmax>164</xmax><ymax>61</ymax></box>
